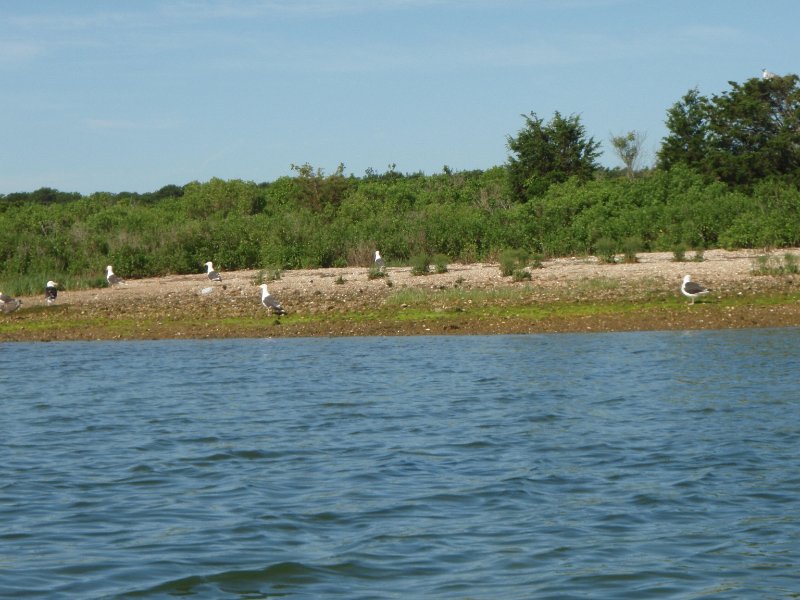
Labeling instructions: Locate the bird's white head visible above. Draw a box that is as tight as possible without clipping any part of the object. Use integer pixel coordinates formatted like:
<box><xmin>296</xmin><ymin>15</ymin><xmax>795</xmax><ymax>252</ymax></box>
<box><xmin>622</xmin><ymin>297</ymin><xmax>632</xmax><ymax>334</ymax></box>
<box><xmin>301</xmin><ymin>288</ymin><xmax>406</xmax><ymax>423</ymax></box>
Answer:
<box><xmin>106</xmin><ymin>265</ymin><xmax>113</xmax><ymax>274</ymax></box>
<box><xmin>259</xmin><ymin>283</ymin><xmax>269</xmax><ymax>293</ymax></box>
<box><xmin>46</xmin><ymin>280</ymin><xmax>57</xmax><ymax>288</ymax></box>
<box><xmin>205</xmin><ymin>261</ymin><xmax>214</xmax><ymax>270</ymax></box>
<box><xmin>375</xmin><ymin>250</ymin><xmax>381</xmax><ymax>260</ymax></box>
<box><xmin>683</xmin><ymin>274</ymin><xmax>692</xmax><ymax>284</ymax></box>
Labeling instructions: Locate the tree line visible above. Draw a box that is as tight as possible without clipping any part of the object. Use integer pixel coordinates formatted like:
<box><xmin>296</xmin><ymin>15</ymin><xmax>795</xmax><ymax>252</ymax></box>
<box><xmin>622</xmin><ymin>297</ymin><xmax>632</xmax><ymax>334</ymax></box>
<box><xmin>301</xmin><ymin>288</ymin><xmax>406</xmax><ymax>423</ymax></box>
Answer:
<box><xmin>1</xmin><ymin>73</ymin><xmax>799</xmax><ymax>293</ymax></box>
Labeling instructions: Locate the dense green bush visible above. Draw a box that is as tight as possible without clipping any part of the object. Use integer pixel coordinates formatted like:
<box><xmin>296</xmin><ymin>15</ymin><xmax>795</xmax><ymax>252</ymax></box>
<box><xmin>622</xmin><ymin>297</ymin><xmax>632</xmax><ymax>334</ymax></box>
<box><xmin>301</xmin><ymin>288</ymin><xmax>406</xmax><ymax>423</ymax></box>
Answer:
<box><xmin>2</xmin><ymin>162</ymin><xmax>800</xmax><ymax>293</ymax></box>
<box><xmin>498</xmin><ymin>249</ymin><xmax>529</xmax><ymax>277</ymax></box>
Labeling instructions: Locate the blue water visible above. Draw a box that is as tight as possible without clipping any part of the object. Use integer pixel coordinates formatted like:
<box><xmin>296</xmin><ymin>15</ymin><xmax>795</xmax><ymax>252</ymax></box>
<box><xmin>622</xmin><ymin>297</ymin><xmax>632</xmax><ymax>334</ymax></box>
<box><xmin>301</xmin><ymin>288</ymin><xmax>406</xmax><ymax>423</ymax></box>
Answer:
<box><xmin>1</xmin><ymin>329</ymin><xmax>799</xmax><ymax>599</ymax></box>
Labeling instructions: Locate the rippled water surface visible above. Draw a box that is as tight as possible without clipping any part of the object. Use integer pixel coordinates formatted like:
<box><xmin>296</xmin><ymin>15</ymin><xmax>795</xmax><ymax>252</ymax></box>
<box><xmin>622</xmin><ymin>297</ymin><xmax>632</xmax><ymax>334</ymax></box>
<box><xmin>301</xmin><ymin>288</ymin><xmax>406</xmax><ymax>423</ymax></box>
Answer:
<box><xmin>2</xmin><ymin>329</ymin><xmax>799</xmax><ymax>599</ymax></box>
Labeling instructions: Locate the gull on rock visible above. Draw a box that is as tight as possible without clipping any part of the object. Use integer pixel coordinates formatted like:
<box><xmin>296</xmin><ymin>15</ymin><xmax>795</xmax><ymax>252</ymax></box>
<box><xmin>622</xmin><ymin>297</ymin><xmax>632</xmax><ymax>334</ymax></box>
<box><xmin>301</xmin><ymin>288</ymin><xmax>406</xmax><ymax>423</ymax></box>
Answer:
<box><xmin>45</xmin><ymin>281</ymin><xmax>59</xmax><ymax>305</ymax></box>
<box><xmin>762</xmin><ymin>68</ymin><xmax>777</xmax><ymax>80</ymax></box>
<box><xmin>681</xmin><ymin>274</ymin><xmax>710</xmax><ymax>305</ymax></box>
<box><xmin>106</xmin><ymin>265</ymin><xmax>124</xmax><ymax>286</ymax></box>
<box><xmin>0</xmin><ymin>291</ymin><xmax>22</xmax><ymax>314</ymax></box>
<box><xmin>259</xmin><ymin>283</ymin><xmax>286</xmax><ymax>315</ymax></box>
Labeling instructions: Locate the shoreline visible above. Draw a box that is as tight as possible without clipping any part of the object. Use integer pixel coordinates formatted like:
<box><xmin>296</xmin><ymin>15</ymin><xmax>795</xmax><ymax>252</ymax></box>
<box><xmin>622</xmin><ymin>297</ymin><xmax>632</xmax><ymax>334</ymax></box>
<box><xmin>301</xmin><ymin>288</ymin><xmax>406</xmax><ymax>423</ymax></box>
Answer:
<box><xmin>2</xmin><ymin>249</ymin><xmax>800</xmax><ymax>342</ymax></box>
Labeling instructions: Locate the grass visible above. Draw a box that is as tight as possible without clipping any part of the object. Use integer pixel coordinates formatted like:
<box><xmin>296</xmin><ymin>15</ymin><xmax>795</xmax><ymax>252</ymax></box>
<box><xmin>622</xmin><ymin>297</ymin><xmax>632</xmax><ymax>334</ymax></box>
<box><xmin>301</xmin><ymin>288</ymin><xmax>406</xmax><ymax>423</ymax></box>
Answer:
<box><xmin>752</xmin><ymin>253</ymin><xmax>800</xmax><ymax>275</ymax></box>
<box><xmin>254</xmin><ymin>267</ymin><xmax>283</xmax><ymax>284</ymax></box>
<box><xmin>0</xmin><ymin>273</ymin><xmax>106</xmax><ymax>296</ymax></box>
<box><xmin>385</xmin><ymin>286</ymin><xmax>537</xmax><ymax>306</ymax></box>
<box><xmin>5</xmin><ymin>288</ymin><xmax>800</xmax><ymax>341</ymax></box>
<box><xmin>573</xmin><ymin>277</ymin><xmax>621</xmax><ymax>292</ymax></box>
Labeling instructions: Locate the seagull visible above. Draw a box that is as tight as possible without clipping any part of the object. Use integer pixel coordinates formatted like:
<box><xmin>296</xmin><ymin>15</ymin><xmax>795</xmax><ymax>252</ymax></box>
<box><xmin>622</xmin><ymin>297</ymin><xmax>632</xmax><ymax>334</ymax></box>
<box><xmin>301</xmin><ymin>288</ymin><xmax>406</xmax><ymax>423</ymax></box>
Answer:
<box><xmin>681</xmin><ymin>274</ymin><xmax>711</xmax><ymax>305</ymax></box>
<box><xmin>106</xmin><ymin>265</ymin><xmax>124</xmax><ymax>286</ymax></box>
<box><xmin>259</xmin><ymin>283</ymin><xmax>286</xmax><ymax>315</ymax></box>
<box><xmin>45</xmin><ymin>281</ymin><xmax>59</xmax><ymax>305</ymax></box>
<box><xmin>204</xmin><ymin>261</ymin><xmax>223</xmax><ymax>283</ymax></box>
<box><xmin>762</xmin><ymin>68</ymin><xmax>777</xmax><ymax>80</ymax></box>
<box><xmin>374</xmin><ymin>250</ymin><xmax>385</xmax><ymax>270</ymax></box>
<box><xmin>0</xmin><ymin>291</ymin><xmax>22</xmax><ymax>314</ymax></box>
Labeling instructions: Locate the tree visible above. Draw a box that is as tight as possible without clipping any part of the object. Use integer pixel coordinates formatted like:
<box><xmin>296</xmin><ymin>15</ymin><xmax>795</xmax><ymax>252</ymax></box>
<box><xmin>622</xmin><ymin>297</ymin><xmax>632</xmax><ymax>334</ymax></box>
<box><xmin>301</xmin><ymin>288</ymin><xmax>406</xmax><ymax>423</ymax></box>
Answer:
<box><xmin>657</xmin><ymin>88</ymin><xmax>711</xmax><ymax>172</ymax></box>
<box><xmin>610</xmin><ymin>130</ymin><xmax>647</xmax><ymax>180</ymax></box>
<box><xmin>658</xmin><ymin>76</ymin><xmax>800</xmax><ymax>186</ymax></box>
<box><xmin>707</xmin><ymin>74</ymin><xmax>800</xmax><ymax>185</ymax></box>
<box><xmin>289</xmin><ymin>162</ymin><xmax>351</xmax><ymax>212</ymax></box>
<box><xmin>506</xmin><ymin>111</ymin><xmax>601</xmax><ymax>201</ymax></box>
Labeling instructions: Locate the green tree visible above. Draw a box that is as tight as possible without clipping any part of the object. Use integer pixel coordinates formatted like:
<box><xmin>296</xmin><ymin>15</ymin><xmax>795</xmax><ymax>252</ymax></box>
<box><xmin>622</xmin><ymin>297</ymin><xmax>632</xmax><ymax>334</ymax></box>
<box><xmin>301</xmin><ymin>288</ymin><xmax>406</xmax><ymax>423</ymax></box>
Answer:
<box><xmin>610</xmin><ymin>130</ymin><xmax>647</xmax><ymax>180</ymax></box>
<box><xmin>506</xmin><ymin>111</ymin><xmax>601</xmax><ymax>201</ymax></box>
<box><xmin>658</xmin><ymin>76</ymin><xmax>800</xmax><ymax>186</ymax></box>
<box><xmin>707</xmin><ymin>74</ymin><xmax>800</xmax><ymax>185</ymax></box>
<box><xmin>289</xmin><ymin>162</ymin><xmax>351</xmax><ymax>212</ymax></box>
<box><xmin>657</xmin><ymin>88</ymin><xmax>711</xmax><ymax>172</ymax></box>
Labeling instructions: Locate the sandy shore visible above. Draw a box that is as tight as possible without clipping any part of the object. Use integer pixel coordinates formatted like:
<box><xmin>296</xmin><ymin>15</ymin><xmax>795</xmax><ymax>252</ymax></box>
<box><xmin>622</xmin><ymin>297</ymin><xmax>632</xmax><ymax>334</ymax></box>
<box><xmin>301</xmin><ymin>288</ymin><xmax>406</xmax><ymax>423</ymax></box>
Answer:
<box><xmin>3</xmin><ymin>248</ymin><xmax>800</xmax><ymax>341</ymax></box>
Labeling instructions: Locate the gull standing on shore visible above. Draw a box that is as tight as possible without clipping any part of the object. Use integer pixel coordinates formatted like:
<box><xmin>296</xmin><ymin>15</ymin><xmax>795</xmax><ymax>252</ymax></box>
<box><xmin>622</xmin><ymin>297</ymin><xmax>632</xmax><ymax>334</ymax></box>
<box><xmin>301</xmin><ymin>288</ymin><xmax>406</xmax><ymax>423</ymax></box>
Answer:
<box><xmin>681</xmin><ymin>274</ymin><xmax>710</xmax><ymax>305</ymax></box>
<box><xmin>106</xmin><ymin>265</ymin><xmax>124</xmax><ymax>286</ymax></box>
<box><xmin>45</xmin><ymin>281</ymin><xmax>59</xmax><ymax>305</ymax></box>
<box><xmin>204</xmin><ymin>261</ymin><xmax>223</xmax><ymax>283</ymax></box>
<box><xmin>374</xmin><ymin>250</ymin><xmax>385</xmax><ymax>271</ymax></box>
<box><xmin>0</xmin><ymin>291</ymin><xmax>22</xmax><ymax>313</ymax></box>
<box><xmin>259</xmin><ymin>283</ymin><xmax>286</xmax><ymax>315</ymax></box>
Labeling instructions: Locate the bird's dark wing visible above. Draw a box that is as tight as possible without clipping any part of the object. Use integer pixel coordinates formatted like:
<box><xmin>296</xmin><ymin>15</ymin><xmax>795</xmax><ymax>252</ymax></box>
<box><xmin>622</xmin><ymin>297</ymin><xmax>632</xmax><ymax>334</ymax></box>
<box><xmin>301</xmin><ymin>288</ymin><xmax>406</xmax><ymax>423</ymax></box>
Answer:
<box><xmin>263</xmin><ymin>295</ymin><xmax>286</xmax><ymax>314</ymax></box>
<box><xmin>684</xmin><ymin>281</ymin><xmax>707</xmax><ymax>294</ymax></box>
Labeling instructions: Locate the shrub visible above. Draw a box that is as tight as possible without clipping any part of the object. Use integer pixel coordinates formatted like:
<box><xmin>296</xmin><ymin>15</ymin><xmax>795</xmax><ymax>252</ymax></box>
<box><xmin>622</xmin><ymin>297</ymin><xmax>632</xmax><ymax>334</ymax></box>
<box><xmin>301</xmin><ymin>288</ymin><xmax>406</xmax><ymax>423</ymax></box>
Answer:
<box><xmin>512</xmin><ymin>268</ymin><xmax>532</xmax><ymax>281</ymax></box>
<box><xmin>672</xmin><ymin>243</ymin><xmax>687</xmax><ymax>262</ymax></box>
<box><xmin>754</xmin><ymin>253</ymin><xmax>800</xmax><ymax>275</ymax></box>
<box><xmin>499</xmin><ymin>248</ymin><xmax>529</xmax><ymax>277</ymax></box>
<box><xmin>622</xmin><ymin>236</ymin><xmax>641</xmax><ymax>263</ymax></box>
<box><xmin>594</xmin><ymin>237</ymin><xmax>617</xmax><ymax>264</ymax></box>
<box><xmin>432</xmin><ymin>254</ymin><xmax>449</xmax><ymax>274</ymax></box>
<box><xmin>367</xmin><ymin>266</ymin><xmax>386</xmax><ymax>280</ymax></box>
<box><xmin>254</xmin><ymin>267</ymin><xmax>282</xmax><ymax>284</ymax></box>
<box><xmin>784</xmin><ymin>253</ymin><xmax>799</xmax><ymax>274</ymax></box>
<box><xmin>410</xmin><ymin>254</ymin><xmax>431</xmax><ymax>275</ymax></box>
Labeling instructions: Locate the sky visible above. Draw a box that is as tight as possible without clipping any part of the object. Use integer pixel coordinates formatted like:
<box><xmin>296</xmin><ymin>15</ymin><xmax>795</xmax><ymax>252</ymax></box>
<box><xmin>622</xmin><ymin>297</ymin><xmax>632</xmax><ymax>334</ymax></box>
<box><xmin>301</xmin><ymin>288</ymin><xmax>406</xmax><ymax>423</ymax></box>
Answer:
<box><xmin>0</xmin><ymin>0</ymin><xmax>796</xmax><ymax>195</ymax></box>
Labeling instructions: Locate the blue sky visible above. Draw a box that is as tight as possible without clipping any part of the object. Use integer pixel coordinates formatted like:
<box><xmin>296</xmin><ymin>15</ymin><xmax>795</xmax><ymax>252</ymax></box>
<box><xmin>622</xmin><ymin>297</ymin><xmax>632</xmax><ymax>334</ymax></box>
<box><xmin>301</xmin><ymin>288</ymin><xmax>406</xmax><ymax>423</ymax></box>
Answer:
<box><xmin>1</xmin><ymin>0</ymin><xmax>796</xmax><ymax>195</ymax></box>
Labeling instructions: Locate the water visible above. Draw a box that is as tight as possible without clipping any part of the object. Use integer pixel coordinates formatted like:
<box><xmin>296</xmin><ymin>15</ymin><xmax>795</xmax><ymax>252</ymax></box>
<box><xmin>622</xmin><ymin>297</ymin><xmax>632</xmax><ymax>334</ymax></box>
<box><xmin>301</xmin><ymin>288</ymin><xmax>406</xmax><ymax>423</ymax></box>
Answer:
<box><xmin>1</xmin><ymin>329</ymin><xmax>799</xmax><ymax>599</ymax></box>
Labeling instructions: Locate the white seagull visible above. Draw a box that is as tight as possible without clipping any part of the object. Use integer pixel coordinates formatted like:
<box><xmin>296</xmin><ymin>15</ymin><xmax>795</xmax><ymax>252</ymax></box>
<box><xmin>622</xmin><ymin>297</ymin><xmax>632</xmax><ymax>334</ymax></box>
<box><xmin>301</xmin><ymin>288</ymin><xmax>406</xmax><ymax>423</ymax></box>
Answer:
<box><xmin>0</xmin><ymin>291</ymin><xmax>22</xmax><ymax>314</ymax></box>
<box><xmin>681</xmin><ymin>274</ymin><xmax>710</xmax><ymax>305</ymax></box>
<box><xmin>204</xmin><ymin>261</ymin><xmax>223</xmax><ymax>283</ymax></box>
<box><xmin>45</xmin><ymin>281</ymin><xmax>59</xmax><ymax>305</ymax></box>
<box><xmin>106</xmin><ymin>265</ymin><xmax>125</xmax><ymax>286</ymax></box>
<box><xmin>374</xmin><ymin>250</ymin><xmax>385</xmax><ymax>270</ymax></box>
<box><xmin>259</xmin><ymin>283</ymin><xmax>286</xmax><ymax>315</ymax></box>
<box><xmin>762</xmin><ymin>68</ymin><xmax>777</xmax><ymax>80</ymax></box>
